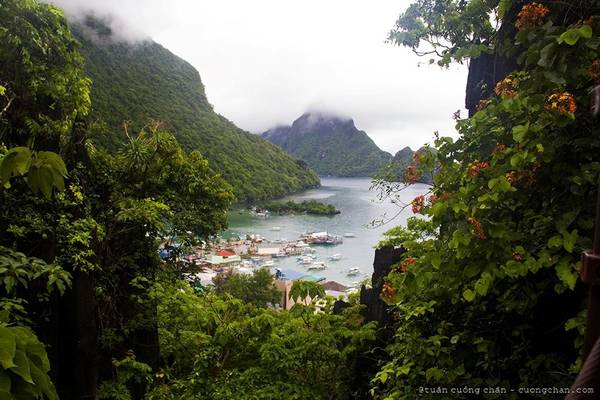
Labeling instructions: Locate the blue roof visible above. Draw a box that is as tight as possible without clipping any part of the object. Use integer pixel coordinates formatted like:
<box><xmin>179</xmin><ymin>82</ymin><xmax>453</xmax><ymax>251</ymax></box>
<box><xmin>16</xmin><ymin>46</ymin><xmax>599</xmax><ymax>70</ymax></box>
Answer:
<box><xmin>277</xmin><ymin>269</ymin><xmax>324</xmax><ymax>282</ymax></box>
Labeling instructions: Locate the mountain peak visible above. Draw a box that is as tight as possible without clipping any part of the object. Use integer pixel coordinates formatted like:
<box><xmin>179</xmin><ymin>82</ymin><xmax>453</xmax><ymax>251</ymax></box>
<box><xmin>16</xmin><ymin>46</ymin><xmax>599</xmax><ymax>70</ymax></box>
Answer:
<box><xmin>262</xmin><ymin>112</ymin><xmax>391</xmax><ymax>177</ymax></box>
<box><xmin>291</xmin><ymin>111</ymin><xmax>354</xmax><ymax>134</ymax></box>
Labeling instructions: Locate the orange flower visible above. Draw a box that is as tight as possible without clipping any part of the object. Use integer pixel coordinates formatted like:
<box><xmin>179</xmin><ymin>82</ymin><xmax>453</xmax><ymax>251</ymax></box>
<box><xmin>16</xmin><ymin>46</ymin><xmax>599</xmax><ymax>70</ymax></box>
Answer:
<box><xmin>467</xmin><ymin>160</ymin><xmax>489</xmax><ymax>177</ymax></box>
<box><xmin>468</xmin><ymin>217</ymin><xmax>486</xmax><ymax>240</ymax></box>
<box><xmin>413</xmin><ymin>151</ymin><xmax>422</xmax><ymax>162</ymax></box>
<box><xmin>411</xmin><ymin>195</ymin><xmax>425</xmax><ymax>214</ymax></box>
<box><xmin>589</xmin><ymin>59</ymin><xmax>600</xmax><ymax>85</ymax></box>
<box><xmin>403</xmin><ymin>164</ymin><xmax>421</xmax><ymax>184</ymax></box>
<box><xmin>492</xmin><ymin>143</ymin><xmax>507</xmax><ymax>156</ymax></box>
<box><xmin>516</xmin><ymin>3</ymin><xmax>550</xmax><ymax>31</ymax></box>
<box><xmin>381</xmin><ymin>282</ymin><xmax>398</xmax><ymax>302</ymax></box>
<box><xmin>544</xmin><ymin>91</ymin><xmax>577</xmax><ymax>114</ymax></box>
<box><xmin>495</xmin><ymin>77</ymin><xmax>519</xmax><ymax>98</ymax></box>
<box><xmin>476</xmin><ymin>99</ymin><xmax>491</xmax><ymax>111</ymax></box>
<box><xmin>399</xmin><ymin>256</ymin><xmax>416</xmax><ymax>272</ymax></box>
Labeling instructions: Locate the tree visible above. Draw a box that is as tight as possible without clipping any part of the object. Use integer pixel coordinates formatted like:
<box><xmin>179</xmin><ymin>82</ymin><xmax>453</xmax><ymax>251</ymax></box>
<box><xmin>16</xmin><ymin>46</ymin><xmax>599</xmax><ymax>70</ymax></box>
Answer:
<box><xmin>372</xmin><ymin>1</ymin><xmax>600</xmax><ymax>398</ymax></box>
<box><xmin>212</xmin><ymin>268</ymin><xmax>281</xmax><ymax>308</ymax></box>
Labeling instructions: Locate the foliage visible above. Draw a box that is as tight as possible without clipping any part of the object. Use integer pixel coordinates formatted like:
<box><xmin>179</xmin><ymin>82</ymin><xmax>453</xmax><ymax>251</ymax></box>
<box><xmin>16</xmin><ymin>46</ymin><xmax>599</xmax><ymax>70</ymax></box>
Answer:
<box><xmin>0</xmin><ymin>146</ymin><xmax>68</xmax><ymax>199</ymax></box>
<box><xmin>0</xmin><ymin>0</ymin><xmax>91</xmax><ymax>147</ymax></box>
<box><xmin>212</xmin><ymin>268</ymin><xmax>282</xmax><ymax>308</ymax></box>
<box><xmin>259</xmin><ymin>199</ymin><xmax>340</xmax><ymax>215</ymax></box>
<box><xmin>142</xmin><ymin>277</ymin><xmax>376</xmax><ymax>400</ymax></box>
<box><xmin>262</xmin><ymin>112</ymin><xmax>392</xmax><ymax>177</ymax></box>
<box><xmin>71</xmin><ymin>18</ymin><xmax>320</xmax><ymax>202</ymax></box>
<box><xmin>0</xmin><ymin>324</ymin><xmax>58</xmax><ymax>400</ymax></box>
<box><xmin>373</xmin><ymin>1</ymin><xmax>600</xmax><ymax>398</ymax></box>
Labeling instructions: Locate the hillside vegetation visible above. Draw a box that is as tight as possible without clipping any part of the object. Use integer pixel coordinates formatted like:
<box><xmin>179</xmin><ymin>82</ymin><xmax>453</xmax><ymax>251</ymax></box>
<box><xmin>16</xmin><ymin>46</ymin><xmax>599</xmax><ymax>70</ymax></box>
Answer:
<box><xmin>72</xmin><ymin>17</ymin><xmax>319</xmax><ymax>202</ymax></box>
<box><xmin>262</xmin><ymin>112</ymin><xmax>392</xmax><ymax>177</ymax></box>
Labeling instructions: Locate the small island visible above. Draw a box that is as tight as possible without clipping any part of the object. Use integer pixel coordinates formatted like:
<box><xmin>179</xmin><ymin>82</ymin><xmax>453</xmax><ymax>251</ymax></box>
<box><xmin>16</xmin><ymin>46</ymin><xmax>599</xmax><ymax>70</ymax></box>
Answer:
<box><xmin>259</xmin><ymin>200</ymin><xmax>340</xmax><ymax>216</ymax></box>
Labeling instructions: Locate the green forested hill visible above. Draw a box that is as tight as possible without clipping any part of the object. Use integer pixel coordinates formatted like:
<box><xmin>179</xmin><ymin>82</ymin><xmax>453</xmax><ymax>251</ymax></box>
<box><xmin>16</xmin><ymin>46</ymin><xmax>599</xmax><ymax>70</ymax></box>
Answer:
<box><xmin>71</xmin><ymin>18</ymin><xmax>319</xmax><ymax>202</ymax></box>
<box><xmin>262</xmin><ymin>112</ymin><xmax>392</xmax><ymax>177</ymax></box>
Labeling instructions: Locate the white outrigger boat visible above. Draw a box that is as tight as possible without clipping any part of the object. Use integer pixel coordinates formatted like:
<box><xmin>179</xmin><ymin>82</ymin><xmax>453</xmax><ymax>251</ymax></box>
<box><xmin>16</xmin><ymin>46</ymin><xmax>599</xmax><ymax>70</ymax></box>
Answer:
<box><xmin>307</xmin><ymin>261</ymin><xmax>327</xmax><ymax>270</ymax></box>
<box><xmin>328</xmin><ymin>253</ymin><xmax>342</xmax><ymax>261</ymax></box>
<box><xmin>298</xmin><ymin>256</ymin><xmax>313</xmax><ymax>265</ymax></box>
<box><xmin>346</xmin><ymin>267</ymin><xmax>361</xmax><ymax>276</ymax></box>
<box><xmin>343</xmin><ymin>233</ymin><xmax>356</xmax><ymax>238</ymax></box>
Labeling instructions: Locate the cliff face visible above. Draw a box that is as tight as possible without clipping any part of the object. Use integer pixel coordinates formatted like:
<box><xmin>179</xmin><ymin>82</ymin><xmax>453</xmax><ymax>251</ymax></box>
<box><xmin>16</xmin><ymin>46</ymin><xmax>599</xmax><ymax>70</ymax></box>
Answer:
<box><xmin>262</xmin><ymin>112</ymin><xmax>392</xmax><ymax>177</ymax></box>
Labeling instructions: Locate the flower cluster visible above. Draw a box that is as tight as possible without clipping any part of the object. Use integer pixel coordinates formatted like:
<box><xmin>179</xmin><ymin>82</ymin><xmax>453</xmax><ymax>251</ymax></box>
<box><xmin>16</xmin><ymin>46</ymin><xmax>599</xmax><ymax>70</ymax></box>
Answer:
<box><xmin>476</xmin><ymin>99</ymin><xmax>491</xmax><ymax>111</ymax></box>
<box><xmin>544</xmin><ymin>91</ymin><xmax>577</xmax><ymax>114</ymax></box>
<box><xmin>467</xmin><ymin>160</ymin><xmax>489</xmax><ymax>177</ymax></box>
<box><xmin>492</xmin><ymin>143</ymin><xmax>507</xmax><ymax>156</ymax></box>
<box><xmin>495</xmin><ymin>77</ymin><xmax>519</xmax><ymax>97</ymax></box>
<box><xmin>512</xmin><ymin>251</ymin><xmax>524</xmax><ymax>262</ymax></box>
<box><xmin>468</xmin><ymin>217</ymin><xmax>486</xmax><ymax>240</ymax></box>
<box><xmin>399</xmin><ymin>256</ymin><xmax>416</xmax><ymax>273</ymax></box>
<box><xmin>428</xmin><ymin>191</ymin><xmax>450</xmax><ymax>205</ymax></box>
<box><xmin>515</xmin><ymin>3</ymin><xmax>550</xmax><ymax>31</ymax></box>
<box><xmin>413</xmin><ymin>152</ymin><xmax>422</xmax><ymax>162</ymax></box>
<box><xmin>505</xmin><ymin>166</ymin><xmax>539</xmax><ymax>188</ymax></box>
<box><xmin>589</xmin><ymin>59</ymin><xmax>600</xmax><ymax>85</ymax></box>
<box><xmin>404</xmin><ymin>164</ymin><xmax>421</xmax><ymax>184</ymax></box>
<box><xmin>411</xmin><ymin>195</ymin><xmax>425</xmax><ymax>214</ymax></box>
<box><xmin>381</xmin><ymin>282</ymin><xmax>398</xmax><ymax>302</ymax></box>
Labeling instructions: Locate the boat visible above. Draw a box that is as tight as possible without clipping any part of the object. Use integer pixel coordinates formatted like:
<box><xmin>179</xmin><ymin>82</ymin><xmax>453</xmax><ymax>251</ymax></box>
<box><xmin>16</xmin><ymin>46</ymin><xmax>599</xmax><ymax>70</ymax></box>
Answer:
<box><xmin>298</xmin><ymin>256</ymin><xmax>313</xmax><ymax>265</ymax></box>
<box><xmin>271</xmin><ymin>226</ymin><xmax>281</xmax><ymax>231</ymax></box>
<box><xmin>328</xmin><ymin>253</ymin><xmax>342</xmax><ymax>261</ymax></box>
<box><xmin>346</xmin><ymin>267</ymin><xmax>360</xmax><ymax>276</ymax></box>
<box><xmin>262</xmin><ymin>260</ymin><xmax>275</xmax><ymax>267</ymax></box>
<box><xmin>303</xmin><ymin>231</ymin><xmax>343</xmax><ymax>245</ymax></box>
<box><xmin>343</xmin><ymin>233</ymin><xmax>356</xmax><ymax>238</ymax></box>
<box><xmin>307</xmin><ymin>261</ymin><xmax>327</xmax><ymax>270</ymax></box>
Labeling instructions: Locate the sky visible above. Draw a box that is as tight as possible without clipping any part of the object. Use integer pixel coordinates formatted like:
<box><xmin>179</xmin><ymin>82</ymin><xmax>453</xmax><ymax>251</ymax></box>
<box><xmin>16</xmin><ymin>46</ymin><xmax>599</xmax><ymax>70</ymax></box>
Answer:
<box><xmin>47</xmin><ymin>0</ymin><xmax>468</xmax><ymax>153</ymax></box>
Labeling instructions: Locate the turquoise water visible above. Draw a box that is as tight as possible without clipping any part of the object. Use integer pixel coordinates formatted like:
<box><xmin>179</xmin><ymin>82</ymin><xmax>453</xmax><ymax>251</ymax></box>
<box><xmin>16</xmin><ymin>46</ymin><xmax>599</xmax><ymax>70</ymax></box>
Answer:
<box><xmin>226</xmin><ymin>178</ymin><xmax>429</xmax><ymax>285</ymax></box>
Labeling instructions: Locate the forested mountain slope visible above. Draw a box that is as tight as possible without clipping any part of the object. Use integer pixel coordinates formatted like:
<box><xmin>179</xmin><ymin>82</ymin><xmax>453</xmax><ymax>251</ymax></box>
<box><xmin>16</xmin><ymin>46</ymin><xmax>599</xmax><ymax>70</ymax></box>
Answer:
<box><xmin>72</xmin><ymin>17</ymin><xmax>319</xmax><ymax>201</ymax></box>
<box><xmin>262</xmin><ymin>112</ymin><xmax>392</xmax><ymax>176</ymax></box>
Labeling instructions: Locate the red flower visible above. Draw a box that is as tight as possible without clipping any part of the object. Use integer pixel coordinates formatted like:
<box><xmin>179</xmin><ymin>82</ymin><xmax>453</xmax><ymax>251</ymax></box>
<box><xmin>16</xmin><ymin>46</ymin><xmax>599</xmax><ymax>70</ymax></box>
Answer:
<box><xmin>492</xmin><ymin>143</ymin><xmax>507</xmax><ymax>155</ymax></box>
<box><xmin>516</xmin><ymin>3</ymin><xmax>550</xmax><ymax>31</ymax></box>
<box><xmin>468</xmin><ymin>217</ymin><xmax>486</xmax><ymax>240</ymax></box>
<box><xmin>411</xmin><ymin>195</ymin><xmax>426</xmax><ymax>214</ymax></box>
<box><xmin>495</xmin><ymin>77</ymin><xmax>519</xmax><ymax>98</ymax></box>
<box><xmin>545</xmin><ymin>91</ymin><xmax>577</xmax><ymax>114</ymax></box>
<box><xmin>404</xmin><ymin>164</ymin><xmax>421</xmax><ymax>184</ymax></box>
<box><xmin>381</xmin><ymin>282</ymin><xmax>398</xmax><ymax>302</ymax></box>
<box><xmin>467</xmin><ymin>160</ymin><xmax>489</xmax><ymax>177</ymax></box>
<box><xmin>399</xmin><ymin>256</ymin><xmax>416</xmax><ymax>272</ymax></box>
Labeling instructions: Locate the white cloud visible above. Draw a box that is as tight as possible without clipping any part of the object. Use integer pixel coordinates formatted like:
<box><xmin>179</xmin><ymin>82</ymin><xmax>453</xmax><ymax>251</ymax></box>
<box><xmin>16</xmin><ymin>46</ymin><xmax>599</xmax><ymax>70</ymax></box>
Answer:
<box><xmin>46</xmin><ymin>0</ymin><xmax>467</xmax><ymax>153</ymax></box>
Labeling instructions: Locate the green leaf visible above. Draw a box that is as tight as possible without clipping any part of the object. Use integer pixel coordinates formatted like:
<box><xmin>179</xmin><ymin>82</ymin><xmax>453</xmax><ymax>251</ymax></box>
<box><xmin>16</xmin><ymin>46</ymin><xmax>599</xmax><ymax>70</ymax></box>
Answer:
<box><xmin>0</xmin><ymin>327</ymin><xmax>16</xmax><ymax>369</ymax></box>
<box><xmin>558</xmin><ymin>25</ymin><xmax>593</xmax><ymax>45</ymax></box>
<box><xmin>556</xmin><ymin>261</ymin><xmax>577</xmax><ymax>290</ymax></box>
<box><xmin>431</xmin><ymin>254</ymin><xmax>442</xmax><ymax>269</ymax></box>
<box><xmin>10</xmin><ymin>348</ymin><xmax>33</xmax><ymax>384</ymax></box>
<box><xmin>463</xmin><ymin>289</ymin><xmax>475</xmax><ymax>302</ymax></box>
<box><xmin>548</xmin><ymin>235</ymin><xmax>563</xmax><ymax>249</ymax></box>
<box><xmin>498</xmin><ymin>0</ymin><xmax>512</xmax><ymax>20</ymax></box>
<box><xmin>562</xmin><ymin>230</ymin><xmax>578</xmax><ymax>253</ymax></box>
<box><xmin>0</xmin><ymin>147</ymin><xmax>32</xmax><ymax>188</ymax></box>
<box><xmin>512</xmin><ymin>123</ymin><xmax>529</xmax><ymax>143</ymax></box>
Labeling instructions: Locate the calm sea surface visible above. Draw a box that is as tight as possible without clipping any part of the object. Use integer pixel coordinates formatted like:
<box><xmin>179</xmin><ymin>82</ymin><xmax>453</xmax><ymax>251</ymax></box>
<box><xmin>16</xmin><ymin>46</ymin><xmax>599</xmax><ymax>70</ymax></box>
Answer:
<box><xmin>225</xmin><ymin>178</ymin><xmax>429</xmax><ymax>285</ymax></box>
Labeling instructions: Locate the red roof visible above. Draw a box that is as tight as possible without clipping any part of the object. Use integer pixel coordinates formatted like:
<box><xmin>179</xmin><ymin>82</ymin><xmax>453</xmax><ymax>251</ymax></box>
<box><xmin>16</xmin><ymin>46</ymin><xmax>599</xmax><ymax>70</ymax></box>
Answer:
<box><xmin>216</xmin><ymin>250</ymin><xmax>236</xmax><ymax>257</ymax></box>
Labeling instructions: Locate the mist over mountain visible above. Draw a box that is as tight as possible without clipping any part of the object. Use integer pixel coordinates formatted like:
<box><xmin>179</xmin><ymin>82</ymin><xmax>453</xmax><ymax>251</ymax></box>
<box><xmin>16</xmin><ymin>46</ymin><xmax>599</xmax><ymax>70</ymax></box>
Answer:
<box><xmin>262</xmin><ymin>112</ymin><xmax>392</xmax><ymax>177</ymax></box>
<box><xmin>71</xmin><ymin>16</ymin><xmax>319</xmax><ymax>201</ymax></box>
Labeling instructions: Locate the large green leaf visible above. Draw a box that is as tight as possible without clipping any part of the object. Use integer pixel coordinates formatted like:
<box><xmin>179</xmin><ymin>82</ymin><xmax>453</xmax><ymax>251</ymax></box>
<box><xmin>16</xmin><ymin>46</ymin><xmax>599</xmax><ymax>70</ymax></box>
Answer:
<box><xmin>0</xmin><ymin>327</ymin><xmax>16</xmax><ymax>369</ymax></box>
<box><xmin>0</xmin><ymin>147</ymin><xmax>31</xmax><ymax>188</ymax></box>
<box><xmin>9</xmin><ymin>349</ymin><xmax>33</xmax><ymax>384</ymax></box>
